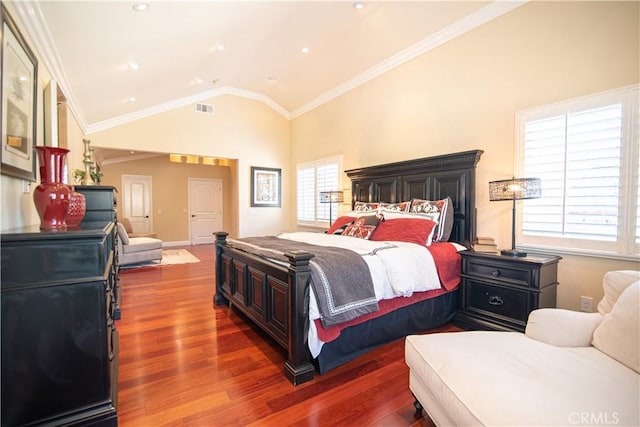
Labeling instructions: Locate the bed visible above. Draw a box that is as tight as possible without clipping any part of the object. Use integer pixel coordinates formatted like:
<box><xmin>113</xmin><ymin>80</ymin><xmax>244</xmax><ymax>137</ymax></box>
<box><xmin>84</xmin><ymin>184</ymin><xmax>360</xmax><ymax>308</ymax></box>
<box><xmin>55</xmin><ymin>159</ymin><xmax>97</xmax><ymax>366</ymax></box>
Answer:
<box><xmin>214</xmin><ymin>149</ymin><xmax>483</xmax><ymax>385</ymax></box>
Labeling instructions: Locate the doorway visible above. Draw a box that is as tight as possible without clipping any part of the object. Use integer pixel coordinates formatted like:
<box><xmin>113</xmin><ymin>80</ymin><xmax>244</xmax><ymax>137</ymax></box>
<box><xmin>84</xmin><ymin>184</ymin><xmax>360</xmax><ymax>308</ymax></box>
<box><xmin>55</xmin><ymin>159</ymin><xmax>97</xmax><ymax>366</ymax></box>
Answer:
<box><xmin>189</xmin><ymin>178</ymin><xmax>222</xmax><ymax>245</ymax></box>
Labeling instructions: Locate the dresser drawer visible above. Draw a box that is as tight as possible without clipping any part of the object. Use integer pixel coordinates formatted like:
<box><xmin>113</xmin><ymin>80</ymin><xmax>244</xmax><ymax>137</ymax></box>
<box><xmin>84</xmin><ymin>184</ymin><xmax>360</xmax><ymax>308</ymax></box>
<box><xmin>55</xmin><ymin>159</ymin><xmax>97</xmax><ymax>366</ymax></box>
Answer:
<box><xmin>463</xmin><ymin>280</ymin><xmax>532</xmax><ymax>325</ymax></box>
<box><xmin>464</xmin><ymin>258</ymin><xmax>533</xmax><ymax>287</ymax></box>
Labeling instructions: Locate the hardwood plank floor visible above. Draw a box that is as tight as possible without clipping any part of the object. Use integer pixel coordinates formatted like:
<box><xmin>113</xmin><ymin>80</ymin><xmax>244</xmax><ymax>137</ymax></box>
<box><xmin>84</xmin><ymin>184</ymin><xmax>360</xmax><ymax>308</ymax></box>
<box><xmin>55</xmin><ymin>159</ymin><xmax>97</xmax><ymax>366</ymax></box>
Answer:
<box><xmin>117</xmin><ymin>244</ymin><xmax>456</xmax><ymax>426</ymax></box>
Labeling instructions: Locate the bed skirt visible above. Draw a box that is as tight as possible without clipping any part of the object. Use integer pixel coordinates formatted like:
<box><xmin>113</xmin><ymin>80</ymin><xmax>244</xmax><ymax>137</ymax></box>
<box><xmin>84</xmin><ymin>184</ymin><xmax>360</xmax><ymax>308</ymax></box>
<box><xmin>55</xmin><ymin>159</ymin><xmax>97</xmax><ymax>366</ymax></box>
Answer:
<box><xmin>315</xmin><ymin>289</ymin><xmax>459</xmax><ymax>373</ymax></box>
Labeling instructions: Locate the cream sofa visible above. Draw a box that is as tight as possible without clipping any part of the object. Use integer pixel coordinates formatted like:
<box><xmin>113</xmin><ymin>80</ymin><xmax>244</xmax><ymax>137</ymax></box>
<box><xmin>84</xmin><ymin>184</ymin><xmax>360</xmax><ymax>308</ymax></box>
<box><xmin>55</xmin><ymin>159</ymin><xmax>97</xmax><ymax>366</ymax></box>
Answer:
<box><xmin>406</xmin><ymin>270</ymin><xmax>640</xmax><ymax>427</ymax></box>
<box><xmin>116</xmin><ymin>222</ymin><xmax>163</xmax><ymax>266</ymax></box>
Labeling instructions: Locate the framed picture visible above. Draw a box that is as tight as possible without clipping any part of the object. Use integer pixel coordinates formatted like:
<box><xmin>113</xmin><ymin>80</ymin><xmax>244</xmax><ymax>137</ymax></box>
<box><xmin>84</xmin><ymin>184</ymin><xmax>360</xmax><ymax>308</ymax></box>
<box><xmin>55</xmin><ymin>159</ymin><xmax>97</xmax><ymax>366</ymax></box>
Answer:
<box><xmin>1</xmin><ymin>4</ymin><xmax>38</xmax><ymax>181</ymax></box>
<box><xmin>251</xmin><ymin>166</ymin><xmax>281</xmax><ymax>207</ymax></box>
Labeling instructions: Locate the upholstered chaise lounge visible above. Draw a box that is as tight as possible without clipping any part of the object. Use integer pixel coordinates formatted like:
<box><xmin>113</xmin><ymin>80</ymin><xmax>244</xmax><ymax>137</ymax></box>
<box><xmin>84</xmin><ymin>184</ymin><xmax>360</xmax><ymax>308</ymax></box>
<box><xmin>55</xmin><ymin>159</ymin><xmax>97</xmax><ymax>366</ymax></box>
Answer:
<box><xmin>406</xmin><ymin>270</ymin><xmax>640</xmax><ymax>427</ymax></box>
<box><xmin>116</xmin><ymin>222</ymin><xmax>163</xmax><ymax>266</ymax></box>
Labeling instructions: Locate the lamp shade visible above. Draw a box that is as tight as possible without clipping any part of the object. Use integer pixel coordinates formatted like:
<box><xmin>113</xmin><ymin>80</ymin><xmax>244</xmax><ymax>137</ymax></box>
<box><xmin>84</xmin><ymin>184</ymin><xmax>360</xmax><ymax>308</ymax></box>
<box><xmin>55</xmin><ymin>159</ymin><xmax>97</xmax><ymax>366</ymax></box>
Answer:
<box><xmin>319</xmin><ymin>191</ymin><xmax>344</xmax><ymax>203</ymax></box>
<box><xmin>489</xmin><ymin>178</ymin><xmax>541</xmax><ymax>201</ymax></box>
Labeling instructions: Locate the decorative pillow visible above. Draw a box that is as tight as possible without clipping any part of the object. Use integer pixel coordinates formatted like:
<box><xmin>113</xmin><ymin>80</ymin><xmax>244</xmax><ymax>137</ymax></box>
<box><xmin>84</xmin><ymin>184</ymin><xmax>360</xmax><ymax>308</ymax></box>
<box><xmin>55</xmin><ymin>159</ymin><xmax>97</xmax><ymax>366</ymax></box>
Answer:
<box><xmin>410</xmin><ymin>196</ymin><xmax>454</xmax><ymax>242</ymax></box>
<box><xmin>327</xmin><ymin>215</ymin><xmax>356</xmax><ymax>235</ymax></box>
<box><xmin>370</xmin><ymin>217</ymin><xmax>438</xmax><ymax>246</ymax></box>
<box><xmin>342</xmin><ymin>215</ymin><xmax>380</xmax><ymax>240</ymax></box>
<box><xmin>379</xmin><ymin>201</ymin><xmax>411</xmax><ymax>213</ymax></box>
<box><xmin>592</xmin><ymin>282</ymin><xmax>639</xmax><ymax>373</ymax></box>
<box><xmin>353</xmin><ymin>201</ymin><xmax>381</xmax><ymax>212</ymax></box>
<box><xmin>381</xmin><ymin>210</ymin><xmax>440</xmax><ymax>223</ymax></box>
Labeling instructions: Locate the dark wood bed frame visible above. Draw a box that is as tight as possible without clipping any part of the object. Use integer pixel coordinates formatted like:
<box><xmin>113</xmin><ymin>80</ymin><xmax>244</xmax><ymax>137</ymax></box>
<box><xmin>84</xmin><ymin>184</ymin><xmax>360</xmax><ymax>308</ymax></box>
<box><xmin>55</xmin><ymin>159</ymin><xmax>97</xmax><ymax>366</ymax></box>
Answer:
<box><xmin>214</xmin><ymin>149</ymin><xmax>483</xmax><ymax>385</ymax></box>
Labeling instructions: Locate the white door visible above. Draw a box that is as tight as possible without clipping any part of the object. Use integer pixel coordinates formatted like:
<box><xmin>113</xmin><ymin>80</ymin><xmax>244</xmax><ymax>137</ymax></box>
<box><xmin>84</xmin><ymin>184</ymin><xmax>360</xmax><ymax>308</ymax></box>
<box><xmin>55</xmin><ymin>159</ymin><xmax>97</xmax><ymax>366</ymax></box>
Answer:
<box><xmin>189</xmin><ymin>178</ymin><xmax>222</xmax><ymax>245</ymax></box>
<box><xmin>122</xmin><ymin>175</ymin><xmax>152</xmax><ymax>233</ymax></box>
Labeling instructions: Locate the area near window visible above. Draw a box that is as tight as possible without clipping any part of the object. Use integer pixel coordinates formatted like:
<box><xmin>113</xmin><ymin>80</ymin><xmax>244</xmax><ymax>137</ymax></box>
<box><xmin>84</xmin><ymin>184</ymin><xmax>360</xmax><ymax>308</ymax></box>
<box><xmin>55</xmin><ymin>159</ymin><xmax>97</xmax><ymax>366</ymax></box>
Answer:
<box><xmin>515</xmin><ymin>85</ymin><xmax>639</xmax><ymax>259</ymax></box>
<box><xmin>297</xmin><ymin>156</ymin><xmax>342</xmax><ymax>227</ymax></box>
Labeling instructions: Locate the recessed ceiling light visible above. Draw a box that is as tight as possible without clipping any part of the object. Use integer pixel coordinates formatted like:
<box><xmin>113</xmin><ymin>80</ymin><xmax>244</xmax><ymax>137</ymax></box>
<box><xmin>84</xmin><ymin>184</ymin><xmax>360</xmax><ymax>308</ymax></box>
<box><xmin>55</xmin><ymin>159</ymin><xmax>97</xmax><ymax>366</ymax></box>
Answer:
<box><xmin>353</xmin><ymin>2</ymin><xmax>365</xmax><ymax>10</ymax></box>
<box><xmin>216</xmin><ymin>44</ymin><xmax>225</xmax><ymax>52</ymax></box>
<box><xmin>301</xmin><ymin>47</ymin><xmax>310</xmax><ymax>54</ymax></box>
<box><xmin>195</xmin><ymin>78</ymin><xmax>204</xmax><ymax>84</ymax></box>
<box><xmin>132</xmin><ymin>2</ymin><xmax>149</xmax><ymax>12</ymax></box>
<box><xmin>127</xmin><ymin>97</ymin><xmax>136</xmax><ymax>102</ymax></box>
<box><xmin>128</xmin><ymin>62</ymin><xmax>140</xmax><ymax>70</ymax></box>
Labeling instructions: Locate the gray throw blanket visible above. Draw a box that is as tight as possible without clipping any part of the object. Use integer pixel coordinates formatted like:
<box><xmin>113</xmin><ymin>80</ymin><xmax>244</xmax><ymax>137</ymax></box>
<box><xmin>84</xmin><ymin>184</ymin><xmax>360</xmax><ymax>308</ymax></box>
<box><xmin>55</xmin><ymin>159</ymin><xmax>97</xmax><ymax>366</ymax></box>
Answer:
<box><xmin>227</xmin><ymin>236</ymin><xmax>378</xmax><ymax>327</ymax></box>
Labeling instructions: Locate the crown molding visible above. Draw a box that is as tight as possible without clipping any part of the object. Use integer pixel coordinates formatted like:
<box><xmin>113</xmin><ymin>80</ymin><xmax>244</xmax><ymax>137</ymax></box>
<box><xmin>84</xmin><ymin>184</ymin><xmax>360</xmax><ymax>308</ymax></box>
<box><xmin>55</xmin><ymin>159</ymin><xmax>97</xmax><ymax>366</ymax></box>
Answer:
<box><xmin>12</xmin><ymin>1</ymin><xmax>89</xmax><ymax>131</ymax></box>
<box><xmin>99</xmin><ymin>152</ymin><xmax>164</xmax><ymax>166</ymax></box>
<box><xmin>85</xmin><ymin>86</ymin><xmax>290</xmax><ymax>134</ymax></box>
<box><xmin>290</xmin><ymin>0</ymin><xmax>527</xmax><ymax>119</ymax></box>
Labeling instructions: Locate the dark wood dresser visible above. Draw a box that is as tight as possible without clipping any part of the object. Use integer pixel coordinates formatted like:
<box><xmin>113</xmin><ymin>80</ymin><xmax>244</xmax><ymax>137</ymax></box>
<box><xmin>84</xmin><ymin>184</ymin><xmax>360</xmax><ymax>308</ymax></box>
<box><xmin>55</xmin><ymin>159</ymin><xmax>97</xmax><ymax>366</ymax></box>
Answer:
<box><xmin>454</xmin><ymin>251</ymin><xmax>561</xmax><ymax>332</ymax></box>
<box><xmin>75</xmin><ymin>185</ymin><xmax>121</xmax><ymax>320</ymax></box>
<box><xmin>1</xmin><ymin>222</ymin><xmax>119</xmax><ymax>426</ymax></box>
<box><xmin>74</xmin><ymin>185</ymin><xmax>118</xmax><ymax>223</ymax></box>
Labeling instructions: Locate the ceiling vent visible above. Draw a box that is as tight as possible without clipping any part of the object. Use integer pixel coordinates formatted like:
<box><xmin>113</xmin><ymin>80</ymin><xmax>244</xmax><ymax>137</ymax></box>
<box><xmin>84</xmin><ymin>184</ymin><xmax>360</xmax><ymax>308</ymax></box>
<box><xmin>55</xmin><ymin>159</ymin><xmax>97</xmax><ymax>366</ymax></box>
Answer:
<box><xmin>195</xmin><ymin>103</ymin><xmax>214</xmax><ymax>114</ymax></box>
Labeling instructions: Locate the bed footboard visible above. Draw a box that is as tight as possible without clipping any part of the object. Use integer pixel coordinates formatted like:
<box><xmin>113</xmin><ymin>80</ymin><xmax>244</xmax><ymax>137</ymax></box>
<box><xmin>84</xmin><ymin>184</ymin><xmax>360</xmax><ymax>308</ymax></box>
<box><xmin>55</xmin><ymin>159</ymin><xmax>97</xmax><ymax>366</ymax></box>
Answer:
<box><xmin>213</xmin><ymin>231</ymin><xmax>316</xmax><ymax>385</ymax></box>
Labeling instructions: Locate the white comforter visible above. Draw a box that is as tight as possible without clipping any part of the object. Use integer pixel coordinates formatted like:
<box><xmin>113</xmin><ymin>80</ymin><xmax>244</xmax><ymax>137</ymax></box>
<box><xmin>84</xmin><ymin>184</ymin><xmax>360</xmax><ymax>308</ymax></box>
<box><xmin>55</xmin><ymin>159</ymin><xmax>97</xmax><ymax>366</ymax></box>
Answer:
<box><xmin>278</xmin><ymin>232</ymin><xmax>462</xmax><ymax>357</ymax></box>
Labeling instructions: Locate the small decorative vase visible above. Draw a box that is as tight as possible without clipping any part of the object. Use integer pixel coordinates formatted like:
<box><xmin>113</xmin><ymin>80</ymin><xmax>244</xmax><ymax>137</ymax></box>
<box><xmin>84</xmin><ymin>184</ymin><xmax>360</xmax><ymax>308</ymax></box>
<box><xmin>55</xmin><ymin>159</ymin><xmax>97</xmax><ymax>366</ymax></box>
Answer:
<box><xmin>33</xmin><ymin>146</ymin><xmax>72</xmax><ymax>230</ymax></box>
<box><xmin>66</xmin><ymin>187</ymin><xmax>86</xmax><ymax>227</ymax></box>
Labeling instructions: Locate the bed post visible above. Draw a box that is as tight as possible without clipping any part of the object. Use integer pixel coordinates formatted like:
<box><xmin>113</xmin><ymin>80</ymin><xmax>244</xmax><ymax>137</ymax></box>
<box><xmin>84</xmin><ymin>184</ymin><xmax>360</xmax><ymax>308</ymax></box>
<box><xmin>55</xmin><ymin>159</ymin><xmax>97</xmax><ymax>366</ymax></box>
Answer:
<box><xmin>214</xmin><ymin>231</ymin><xmax>229</xmax><ymax>306</ymax></box>
<box><xmin>284</xmin><ymin>250</ymin><xmax>316</xmax><ymax>385</ymax></box>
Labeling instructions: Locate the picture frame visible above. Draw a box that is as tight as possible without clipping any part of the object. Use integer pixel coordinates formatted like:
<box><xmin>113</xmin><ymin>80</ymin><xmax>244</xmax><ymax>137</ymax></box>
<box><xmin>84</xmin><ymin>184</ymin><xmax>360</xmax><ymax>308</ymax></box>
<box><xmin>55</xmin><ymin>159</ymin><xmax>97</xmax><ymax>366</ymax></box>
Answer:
<box><xmin>1</xmin><ymin>4</ymin><xmax>38</xmax><ymax>181</ymax></box>
<box><xmin>251</xmin><ymin>166</ymin><xmax>281</xmax><ymax>207</ymax></box>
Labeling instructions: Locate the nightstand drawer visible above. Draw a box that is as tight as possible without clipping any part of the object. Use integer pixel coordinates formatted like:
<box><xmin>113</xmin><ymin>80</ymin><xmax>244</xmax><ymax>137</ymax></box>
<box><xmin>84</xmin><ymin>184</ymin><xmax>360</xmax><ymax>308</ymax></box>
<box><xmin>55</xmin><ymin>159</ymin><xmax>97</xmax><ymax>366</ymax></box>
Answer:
<box><xmin>464</xmin><ymin>281</ymin><xmax>531</xmax><ymax>324</ymax></box>
<box><xmin>465</xmin><ymin>259</ymin><xmax>532</xmax><ymax>286</ymax></box>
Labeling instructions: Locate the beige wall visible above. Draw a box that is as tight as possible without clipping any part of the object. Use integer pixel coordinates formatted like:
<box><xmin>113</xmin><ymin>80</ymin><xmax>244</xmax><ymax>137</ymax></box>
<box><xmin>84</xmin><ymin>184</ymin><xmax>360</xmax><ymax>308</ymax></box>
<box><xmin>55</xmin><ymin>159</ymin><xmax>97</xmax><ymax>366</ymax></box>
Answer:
<box><xmin>99</xmin><ymin>156</ymin><xmax>235</xmax><ymax>242</ymax></box>
<box><xmin>290</xmin><ymin>1</ymin><xmax>640</xmax><ymax>310</ymax></box>
<box><xmin>86</xmin><ymin>95</ymin><xmax>290</xmax><ymax>238</ymax></box>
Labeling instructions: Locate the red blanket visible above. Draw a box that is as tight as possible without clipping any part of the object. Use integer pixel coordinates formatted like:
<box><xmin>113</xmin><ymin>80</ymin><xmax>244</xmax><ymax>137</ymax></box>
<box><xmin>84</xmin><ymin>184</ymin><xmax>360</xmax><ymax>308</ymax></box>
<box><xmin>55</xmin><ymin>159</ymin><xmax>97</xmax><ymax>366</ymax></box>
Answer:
<box><xmin>315</xmin><ymin>243</ymin><xmax>462</xmax><ymax>343</ymax></box>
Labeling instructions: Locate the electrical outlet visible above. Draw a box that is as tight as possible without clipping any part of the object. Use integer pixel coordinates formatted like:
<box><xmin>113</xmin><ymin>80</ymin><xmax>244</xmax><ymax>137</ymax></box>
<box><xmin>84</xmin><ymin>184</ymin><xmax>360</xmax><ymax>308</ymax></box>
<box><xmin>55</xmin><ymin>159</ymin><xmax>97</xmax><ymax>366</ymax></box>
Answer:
<box><xmin>580</xmin><ymin>296</ymin><xmax>593</xmax><ymax>312</ymax></box>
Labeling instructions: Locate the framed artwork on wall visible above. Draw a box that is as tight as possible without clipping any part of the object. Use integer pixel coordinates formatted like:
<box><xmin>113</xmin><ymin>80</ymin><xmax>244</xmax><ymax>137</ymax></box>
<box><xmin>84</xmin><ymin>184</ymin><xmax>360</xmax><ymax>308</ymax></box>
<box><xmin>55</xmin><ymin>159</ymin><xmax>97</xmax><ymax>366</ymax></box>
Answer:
<box><xmin>251</xmin><ymin>166</ymin><xmax>281</xmax><ymax>207</ymax></box>
<box><xmin>1</xmin><ymin>4</ymin><xmax>38</xmax><ymax>181</ymax></box>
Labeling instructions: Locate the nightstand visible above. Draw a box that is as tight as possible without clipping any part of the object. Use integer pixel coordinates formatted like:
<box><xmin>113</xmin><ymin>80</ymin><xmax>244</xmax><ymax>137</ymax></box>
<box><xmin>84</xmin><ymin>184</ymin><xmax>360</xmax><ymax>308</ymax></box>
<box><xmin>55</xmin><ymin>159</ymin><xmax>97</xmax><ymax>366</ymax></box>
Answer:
<box><xmin>454</xmin><ymin>251</ymin><xmax>561</xmax><ymax>332</ymax></box>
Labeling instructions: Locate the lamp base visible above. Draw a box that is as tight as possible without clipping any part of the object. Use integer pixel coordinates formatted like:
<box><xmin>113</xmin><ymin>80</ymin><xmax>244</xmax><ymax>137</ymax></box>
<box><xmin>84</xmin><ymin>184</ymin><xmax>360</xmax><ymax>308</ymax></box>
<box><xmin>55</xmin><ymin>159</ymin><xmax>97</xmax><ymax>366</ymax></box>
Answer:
<box><xmin>500</xmin><ymin>249</ymin><xmax>528</xmax><ymax>257</ymax></box>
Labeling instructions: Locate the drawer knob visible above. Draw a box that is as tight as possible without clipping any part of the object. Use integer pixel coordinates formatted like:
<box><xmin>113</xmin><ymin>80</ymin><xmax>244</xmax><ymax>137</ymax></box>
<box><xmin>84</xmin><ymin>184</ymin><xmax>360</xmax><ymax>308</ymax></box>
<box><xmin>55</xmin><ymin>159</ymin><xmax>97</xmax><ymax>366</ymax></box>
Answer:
<box><xmin>488</xmin><ymin>295</ymin><xmax>504</xmax><ymax>306</ymax></box>
<box><xmin>491</xmin><ymin>270</ymin><xmax>501</xmax><ymax>277</ymax></box>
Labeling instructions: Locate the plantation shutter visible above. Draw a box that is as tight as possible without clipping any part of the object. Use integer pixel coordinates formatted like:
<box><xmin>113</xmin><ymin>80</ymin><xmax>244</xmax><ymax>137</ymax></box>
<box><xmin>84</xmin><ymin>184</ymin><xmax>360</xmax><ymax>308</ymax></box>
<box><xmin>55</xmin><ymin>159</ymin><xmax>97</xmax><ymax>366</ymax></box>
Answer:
<box><xmin>297</xmin><ymin>157</ymin><xmax>341</xmax><ymax>226</ymax></box>
<box><xmin>517</xmin><ymin>85</ymin><xmax>639</xmax><ymax>257</ymax></box>
<box><xmin>522</xmin><ymin>104</ymin><xmax>622</xmax><ymax>241</ymax></box>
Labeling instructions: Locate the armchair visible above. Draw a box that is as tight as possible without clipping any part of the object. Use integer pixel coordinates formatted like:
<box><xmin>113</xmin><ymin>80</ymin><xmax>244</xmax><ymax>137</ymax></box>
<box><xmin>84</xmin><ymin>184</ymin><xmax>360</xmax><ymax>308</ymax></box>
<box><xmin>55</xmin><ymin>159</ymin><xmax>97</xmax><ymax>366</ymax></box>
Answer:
<box><xmin>406</xmin><ymin>270</ymin><xmax>640</xmax><ymax>426</ymax></box>
<box><xmin>116</xmin><ymin>222</ymin><xmax>163</xmax><ymax>266</ymax></box>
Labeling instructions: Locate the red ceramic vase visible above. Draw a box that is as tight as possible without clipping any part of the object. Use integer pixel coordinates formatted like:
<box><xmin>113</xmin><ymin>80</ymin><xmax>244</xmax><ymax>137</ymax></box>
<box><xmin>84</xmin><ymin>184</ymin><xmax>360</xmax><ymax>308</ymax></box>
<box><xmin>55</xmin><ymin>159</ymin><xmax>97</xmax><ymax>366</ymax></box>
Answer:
<box><xmin>66</xmin><ymin>188</ymin><xmax>86</xmax><ymax>227</ymax></box>
<box><xmin>33</xmin><ymin>146</ymin><xmax>72</xmax><ymax>230</ymax></box>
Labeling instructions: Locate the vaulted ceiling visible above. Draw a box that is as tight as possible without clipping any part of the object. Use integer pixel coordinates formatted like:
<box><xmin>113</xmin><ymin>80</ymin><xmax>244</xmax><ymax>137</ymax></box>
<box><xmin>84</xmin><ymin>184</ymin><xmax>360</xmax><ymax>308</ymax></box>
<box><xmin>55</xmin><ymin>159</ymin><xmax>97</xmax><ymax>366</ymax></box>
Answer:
<box><xmin>13</xmin><ymin>0</ymin><xmax>524</xmax><ymax>137</ymax></box>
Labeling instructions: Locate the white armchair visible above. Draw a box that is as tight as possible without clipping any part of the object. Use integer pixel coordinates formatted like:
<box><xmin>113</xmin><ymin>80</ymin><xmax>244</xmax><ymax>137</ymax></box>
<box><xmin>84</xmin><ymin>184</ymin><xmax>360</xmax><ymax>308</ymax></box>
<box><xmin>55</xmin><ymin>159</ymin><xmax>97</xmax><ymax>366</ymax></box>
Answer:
<box><xmin>405</xmin><ymin>270</ymin><xmax>640</xmax><ymax>427</ymax></box>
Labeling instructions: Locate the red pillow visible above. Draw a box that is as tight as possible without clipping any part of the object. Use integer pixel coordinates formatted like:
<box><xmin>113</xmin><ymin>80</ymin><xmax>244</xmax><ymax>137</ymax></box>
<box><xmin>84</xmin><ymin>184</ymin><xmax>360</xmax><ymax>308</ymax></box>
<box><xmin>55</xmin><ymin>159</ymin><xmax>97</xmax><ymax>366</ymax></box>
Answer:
<box><xmin>370</xmin><ymin>218</ymin><xmax>437</xmax><ymax>246</ymax></box>
<box><xmin>327</xmin><ymin>215</ymin><xmax>356</xmax><ymax>234</ymax></box>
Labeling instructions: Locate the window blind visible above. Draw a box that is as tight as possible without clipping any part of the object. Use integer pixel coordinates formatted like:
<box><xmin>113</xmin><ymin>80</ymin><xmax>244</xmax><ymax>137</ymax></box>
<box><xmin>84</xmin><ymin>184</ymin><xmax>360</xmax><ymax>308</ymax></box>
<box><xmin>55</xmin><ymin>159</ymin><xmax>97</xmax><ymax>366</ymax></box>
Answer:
<box><xmin>297</xmin><ymin>157</ymin><xmax>341</xmax><ymax>226</ymax></box>
<box><xmin>517</xmin><ymin>86</ymin><xmax>639</xmax><ymax>258</ymax></box>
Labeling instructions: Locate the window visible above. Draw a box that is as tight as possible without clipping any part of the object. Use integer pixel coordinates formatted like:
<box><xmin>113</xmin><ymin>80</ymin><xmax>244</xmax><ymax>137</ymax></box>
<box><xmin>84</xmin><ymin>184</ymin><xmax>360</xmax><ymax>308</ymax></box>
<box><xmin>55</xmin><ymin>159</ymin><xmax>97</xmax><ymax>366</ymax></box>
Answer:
<box><xmin>515</xmin><ymin>85</ymin><xmax>639</xmax><ymax>258</ymax></box>
<box><xmin>297</xmin><ymin>156</ymin><xmax>342</xmax><ymax>226</ymax></box>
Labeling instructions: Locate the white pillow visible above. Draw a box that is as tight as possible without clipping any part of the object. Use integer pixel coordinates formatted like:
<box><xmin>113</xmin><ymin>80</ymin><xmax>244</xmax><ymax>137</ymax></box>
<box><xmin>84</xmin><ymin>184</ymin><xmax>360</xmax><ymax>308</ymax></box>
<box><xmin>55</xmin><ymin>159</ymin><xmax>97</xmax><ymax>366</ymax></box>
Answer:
<box><xmin>592</xmin><ymin>282</ymin><xmax>639</xmax><ymax>373</ymax></box>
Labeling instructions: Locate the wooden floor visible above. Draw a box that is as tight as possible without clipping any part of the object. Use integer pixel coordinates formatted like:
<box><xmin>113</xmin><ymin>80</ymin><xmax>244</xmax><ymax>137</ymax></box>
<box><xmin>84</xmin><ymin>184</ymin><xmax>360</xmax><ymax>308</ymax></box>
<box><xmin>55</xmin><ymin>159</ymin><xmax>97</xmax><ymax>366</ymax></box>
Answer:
<box><xmin>116</xmin><ymin>244</ymin><xmax>456</xmax><ymax>426</ymax></box>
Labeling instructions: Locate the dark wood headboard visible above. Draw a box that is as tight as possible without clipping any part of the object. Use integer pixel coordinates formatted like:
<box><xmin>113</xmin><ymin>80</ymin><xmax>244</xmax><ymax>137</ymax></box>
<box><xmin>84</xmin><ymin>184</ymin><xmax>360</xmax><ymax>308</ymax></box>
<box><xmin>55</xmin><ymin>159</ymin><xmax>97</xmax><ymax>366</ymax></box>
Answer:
<box><xmin>345</xmin><ymin>150</ymin><xmax>483</xmax><ymax>244</ymax></box>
